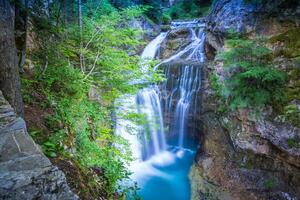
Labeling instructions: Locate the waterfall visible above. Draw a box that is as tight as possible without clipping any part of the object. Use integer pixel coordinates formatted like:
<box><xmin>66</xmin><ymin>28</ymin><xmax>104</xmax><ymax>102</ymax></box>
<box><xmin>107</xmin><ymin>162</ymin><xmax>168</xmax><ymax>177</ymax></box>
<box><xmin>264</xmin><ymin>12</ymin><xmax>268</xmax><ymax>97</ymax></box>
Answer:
<box><xmin>162</xmin><ymin>25</ymin><xmax>206</xmax><ymax>147</ymax></box>
<box><xmin>117</xmin><ymin>24</ymin><xmax>206</xmax><ymax>158</ymax></box>
<box><xmin>116</xmin><ymin>33</ymin><xmax>167</xmax><ymax>162</ymax></box>
<box><xmin>161</xmin><ymin>28</ymin><xmax>206</xmax><ymax>64</ymax></box>
<box><xmin>173</xmin><ymin>65</ymin><xmax>201</xmax><ymax>147</ymax></box>
<box><xmin>117</xmin><ymin>21</ymin><xmax>207</xmax><ymax>199</ymax></box>
<box><xmin>136</xmin><ymin>86</ymin><xmax>166</xmax><ymax>160</ymax></box>
<box><xmin>170</xmin><ymin>20</ymin><xmax>205</xmax><ymax>29</ymax></box>
<box><xmin>141</xmin><ymin>33</ymin><xmax>168</xmax><ymax>60</ymax></box>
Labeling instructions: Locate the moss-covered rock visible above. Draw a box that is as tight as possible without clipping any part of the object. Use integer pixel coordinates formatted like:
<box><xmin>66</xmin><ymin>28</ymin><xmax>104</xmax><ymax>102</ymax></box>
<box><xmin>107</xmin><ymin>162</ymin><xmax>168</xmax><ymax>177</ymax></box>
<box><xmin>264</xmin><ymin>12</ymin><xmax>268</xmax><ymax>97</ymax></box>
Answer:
<box><xmin>270</xmin><ymin>28</ymin><xmax>300</xmax><ymax>58</ymax></box>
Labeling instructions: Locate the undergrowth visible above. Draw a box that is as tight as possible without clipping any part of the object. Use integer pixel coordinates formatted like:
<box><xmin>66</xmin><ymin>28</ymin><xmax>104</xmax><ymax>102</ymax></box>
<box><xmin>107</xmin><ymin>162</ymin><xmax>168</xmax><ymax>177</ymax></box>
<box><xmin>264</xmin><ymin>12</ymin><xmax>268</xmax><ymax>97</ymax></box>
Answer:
<box><xmin>21</xmin><ymin>3</ymin><xmax>160</xmax><ymax>199</ymax></box>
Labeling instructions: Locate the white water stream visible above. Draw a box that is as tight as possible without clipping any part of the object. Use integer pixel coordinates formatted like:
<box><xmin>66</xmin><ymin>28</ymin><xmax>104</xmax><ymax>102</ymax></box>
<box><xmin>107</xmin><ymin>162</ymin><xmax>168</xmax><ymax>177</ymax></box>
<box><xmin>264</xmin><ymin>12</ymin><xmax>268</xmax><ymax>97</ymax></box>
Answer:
<box><xmin>116</xmin><ymin>22</ymin><xmax>206</xmax><ymax>199</ymax></box>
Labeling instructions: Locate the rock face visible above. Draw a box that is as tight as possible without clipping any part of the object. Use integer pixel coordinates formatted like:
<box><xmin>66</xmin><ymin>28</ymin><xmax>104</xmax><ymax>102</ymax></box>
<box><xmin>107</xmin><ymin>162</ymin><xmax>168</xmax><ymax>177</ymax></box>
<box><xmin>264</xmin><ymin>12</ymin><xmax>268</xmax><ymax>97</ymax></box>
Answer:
<box><xmin>159</xmin><ymin>28</ymin><xmax>193</xmax><ymax>59</ymax></box>
<box><xmin>190</xmin><ymin>60</ymin><xmax>300</xmax><ymax>199</ymax></box>
<box><xmin>190</xmin><ymin>0</ymin><xmax>300</xmax><ymax>199</ymax></box>
<box><xmin>0</xmin><ymin>90</ymin><xmax>78</xmax><ymax>200</ymax></box>
<box><xmin>207</xmin><ymin>0</ymin><xmax>300</xmax><ymax>34</ymax></box>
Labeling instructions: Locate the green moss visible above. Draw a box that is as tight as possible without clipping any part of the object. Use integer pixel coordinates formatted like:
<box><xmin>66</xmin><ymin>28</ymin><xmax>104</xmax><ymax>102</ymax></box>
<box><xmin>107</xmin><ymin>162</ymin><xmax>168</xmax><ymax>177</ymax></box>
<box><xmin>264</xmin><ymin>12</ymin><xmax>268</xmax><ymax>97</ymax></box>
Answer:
<box><xmin>264</xmin><ymin>178</ymin><xmax>276</xmax><ymax>190</ymax></box>
<box><xmin>287</xmin><ymin>138</ymin><xmax>300</xmax><ymax>148</ymax></box>
<box><xmin>277</xmin><ymin>104</ymin><xmax>300</xmax><ymax>127</ymax></box>
<box><xmin>210</xmin><ymin>73</ymin><xmax>222</xmax><ymax>97</ymax></box>
<box><xmin>270</xmin><ymin>28</ymin><xmax>300</xmax><ymax>58</ymax></box>
<box><xmin>161</xmin><ymin>25</ymin><xmax>170</xmax><ymax>32</ymax></box>
<box><xmin>287</xmin><ymin>65</ymin><xmax>300</xmax><ymax>101</ymax></box>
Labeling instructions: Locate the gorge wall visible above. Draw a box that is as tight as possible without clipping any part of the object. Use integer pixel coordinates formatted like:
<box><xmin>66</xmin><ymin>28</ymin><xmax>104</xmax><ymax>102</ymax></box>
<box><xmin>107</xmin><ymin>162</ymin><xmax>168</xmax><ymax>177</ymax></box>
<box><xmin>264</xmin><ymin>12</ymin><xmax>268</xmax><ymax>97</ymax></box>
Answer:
<box><xmin>190</xmin><ymin>0</ymin><xmax>300</xmax><ymax>200</ymax></box>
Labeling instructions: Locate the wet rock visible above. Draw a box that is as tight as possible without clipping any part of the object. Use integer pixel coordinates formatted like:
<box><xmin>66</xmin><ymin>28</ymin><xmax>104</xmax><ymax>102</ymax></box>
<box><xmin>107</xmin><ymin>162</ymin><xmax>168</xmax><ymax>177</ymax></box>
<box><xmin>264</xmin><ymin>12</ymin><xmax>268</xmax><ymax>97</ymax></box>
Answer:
<box><xmin>204</xmin><ymin>31</ymin><xmax>224</xmax><ymax>60</ymax></box>
<box><xmin>192</xmin><ymin>1</ymin><xmax>300</xmax><ymax>199</ymax></box>
<box><xmin>159</xmin><ymin>28</ymin><xmax>193</xmax><ymax>59</ymax></box>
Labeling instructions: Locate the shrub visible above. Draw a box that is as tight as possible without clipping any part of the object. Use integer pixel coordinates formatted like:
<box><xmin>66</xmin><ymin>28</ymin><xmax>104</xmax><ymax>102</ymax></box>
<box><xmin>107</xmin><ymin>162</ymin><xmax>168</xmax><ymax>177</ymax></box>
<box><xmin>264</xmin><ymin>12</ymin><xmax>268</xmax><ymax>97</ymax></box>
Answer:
<box><xmin>217</xmin><ymin>36</ymin><xmax>287</xmax><ymax>110</ymax></box>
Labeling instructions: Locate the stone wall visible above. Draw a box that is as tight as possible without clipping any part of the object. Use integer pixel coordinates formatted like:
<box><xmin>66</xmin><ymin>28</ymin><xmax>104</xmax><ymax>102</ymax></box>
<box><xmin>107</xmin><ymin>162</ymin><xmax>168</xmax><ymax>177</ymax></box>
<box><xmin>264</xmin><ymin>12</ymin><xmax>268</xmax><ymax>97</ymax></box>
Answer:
<box><xmin>0</xmin><ymin>90</ymin><xmax>78</xmax><ymax>200</ymax></box>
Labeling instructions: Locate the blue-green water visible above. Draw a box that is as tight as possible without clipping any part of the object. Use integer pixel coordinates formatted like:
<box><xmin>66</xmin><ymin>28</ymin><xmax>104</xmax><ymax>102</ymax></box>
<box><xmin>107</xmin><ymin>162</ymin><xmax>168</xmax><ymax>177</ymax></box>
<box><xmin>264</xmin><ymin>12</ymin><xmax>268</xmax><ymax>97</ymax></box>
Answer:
<box><xmin>131</xmin><ymin>138</ymin><xmax>197</xmax><ymax>200</ymax></box>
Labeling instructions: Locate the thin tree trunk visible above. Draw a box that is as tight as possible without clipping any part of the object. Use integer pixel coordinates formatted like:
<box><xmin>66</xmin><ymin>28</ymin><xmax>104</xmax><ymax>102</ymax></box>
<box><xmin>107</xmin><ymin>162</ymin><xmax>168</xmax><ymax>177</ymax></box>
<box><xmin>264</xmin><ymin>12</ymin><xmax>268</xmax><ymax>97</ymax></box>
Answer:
<box><xmin>78</xmin><ymin>0</ymin><xmax>84</xmax><ymax>73</ymax></box>
<box><xmin>62</xmin><ymin>0</ymin><xmax>75</xmax><ymax>24</ymax></box>
<box><xmin>0</xmin><ymin>0</ymin><xmax>24</xmax><ymax>116</ymax></box>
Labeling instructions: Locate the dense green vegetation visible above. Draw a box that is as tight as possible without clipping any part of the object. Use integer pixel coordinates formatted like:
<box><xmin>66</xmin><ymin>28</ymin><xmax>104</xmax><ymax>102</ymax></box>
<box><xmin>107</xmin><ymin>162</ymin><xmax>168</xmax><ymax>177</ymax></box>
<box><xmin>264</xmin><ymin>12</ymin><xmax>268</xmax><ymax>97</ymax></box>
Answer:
<box><xmin>162</xmin><ymin>0</ymin><xmax>211</xmax><ymax>22</ymax></box>
<box><xmin>112</xmin><ymin>0</ymin><xmax>164</xmax><ymax>22</ymax></box>
<box><xmin>20</xmin><ymin>0</ymin><xmax>214</xmax><ymax>198</ymax></box>
<box><xmin>21</xmin><ymin>1</ymin><xmax>159</xmax><ymax>198</ymax></box>
<box><xmin>211</xmin><ymin>28</ymin><xmax>300</xmax><ymax>128</ymax></box>
<box><xmin>270</xmin><ymin>28</ymin><xmax>300</xmax><ymax>127</ymax></box>
<box><xmin>112</xmin><ymin>0</ymin><xmax>212</xmax><ymax>23</ymax></box>
<box><xmin>215</xmin><ymin>35</ymin><xmax>287</xmax><ymax>110</ymax></box>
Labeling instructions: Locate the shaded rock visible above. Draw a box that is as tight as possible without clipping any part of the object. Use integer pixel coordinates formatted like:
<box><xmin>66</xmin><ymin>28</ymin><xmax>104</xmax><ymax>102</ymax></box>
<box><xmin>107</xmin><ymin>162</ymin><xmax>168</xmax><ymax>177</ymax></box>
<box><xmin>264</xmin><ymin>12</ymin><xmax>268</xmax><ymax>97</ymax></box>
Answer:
<box><xmin>0</xmin><ymin>90</ymin><xmax>78</xmax><ymax>200</ymax></box>
<box><xmin>207</xmin><ymin>0</ymin><xmax>300</xmax><ymax>34</ymax></box>
<box><xmin>204</xmin><ymin>31</ymin><xmax>224</xmax><ymax>60</ymax></box>
<box><xmin>191</xmin><ymin>110</ymin><xmax>300</xmax><ymax>199</ymax></box>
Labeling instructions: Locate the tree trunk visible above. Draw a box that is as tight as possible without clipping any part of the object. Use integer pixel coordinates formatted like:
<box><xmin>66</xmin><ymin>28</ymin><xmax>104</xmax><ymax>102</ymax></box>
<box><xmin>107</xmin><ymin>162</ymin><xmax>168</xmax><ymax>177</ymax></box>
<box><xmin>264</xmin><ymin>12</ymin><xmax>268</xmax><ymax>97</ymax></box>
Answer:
<box><xmin>0</xmin><ymin>0</ymin><xmax>24</xmax><ymax>116</ymax></box>
<box><xmin>15</xmin><ymin>0</ymin><xmax>28</xmax><ymax>71</ymax></box>
<box><xmin>62</xmin><ymin>0</ymin><xmax>75</xmax><ymax>24</ymax></box>
<box><xmin>78</xmin><ymin>0</ymin><xmax>84</xmax><ymax>73</ymax></box>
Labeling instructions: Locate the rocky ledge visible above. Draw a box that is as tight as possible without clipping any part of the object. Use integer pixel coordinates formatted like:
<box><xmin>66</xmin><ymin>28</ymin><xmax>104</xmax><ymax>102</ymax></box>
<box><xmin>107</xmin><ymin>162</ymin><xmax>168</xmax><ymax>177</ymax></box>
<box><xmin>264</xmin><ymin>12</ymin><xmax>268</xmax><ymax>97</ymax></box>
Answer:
<box><xmin>0</xmin><ymin>90</ymin><xmax>78</xmax><ymax>200</ymax></box>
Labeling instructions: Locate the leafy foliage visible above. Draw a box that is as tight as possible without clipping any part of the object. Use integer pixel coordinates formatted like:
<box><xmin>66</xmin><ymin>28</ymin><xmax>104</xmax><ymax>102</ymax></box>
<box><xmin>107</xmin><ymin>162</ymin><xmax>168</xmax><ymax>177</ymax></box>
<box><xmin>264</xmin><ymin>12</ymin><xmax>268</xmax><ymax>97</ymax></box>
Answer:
<box><xmin>163</xmin><ymin>0</ymin><xmax>212</xmax><ymax>21</ymax></box>
<box><xmin>22</xmin><ymin>3</ymin><xmax>161</xmax><ymax>198</ymax></box>
<box><xmin>111</xmin><ymin>0</ymin><xmax>163</xmax><ymax>23</ymax></box>
<box><xmin>216</xmin><ymin>36</ymin><xmax>287</xmax><ymax>110</ymax></box>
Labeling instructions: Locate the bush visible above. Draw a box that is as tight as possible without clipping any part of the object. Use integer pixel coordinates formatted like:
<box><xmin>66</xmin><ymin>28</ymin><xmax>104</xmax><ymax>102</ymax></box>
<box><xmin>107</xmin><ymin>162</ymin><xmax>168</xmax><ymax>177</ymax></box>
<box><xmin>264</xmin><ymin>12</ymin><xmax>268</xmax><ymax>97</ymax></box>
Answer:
<box><xmin>216</xmin><ymin>36</ymin><xmax>287</xmax><ymax>110</ymax></box>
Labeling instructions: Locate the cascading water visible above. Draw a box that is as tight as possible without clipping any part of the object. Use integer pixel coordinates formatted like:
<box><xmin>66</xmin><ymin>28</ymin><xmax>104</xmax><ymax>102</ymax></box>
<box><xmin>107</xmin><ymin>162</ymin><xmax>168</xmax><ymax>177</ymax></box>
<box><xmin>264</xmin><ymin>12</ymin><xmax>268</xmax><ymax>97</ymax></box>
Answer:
<box><xmin>116</xmin><ymin>21</ymin><xmax>206</xmax><ymax>200</ymax></box>
<box><xmin>136</xmin><ymin>86</ymin><xmax>166</xmax><ymax>160</ymax></box>
<box><xmin>173</xmin><ymin>65</ymin><xmax>202</xmax><ymax>147</ymax></box>
<box><xmin>162</xmin><ymin>28</ymin><xmax>206</xmax><ymax>147</ymax></box>
<box><xmin>116</xmin><ymin>32</ymin><xmax>167</xmax><ymax>162</ymax></box>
